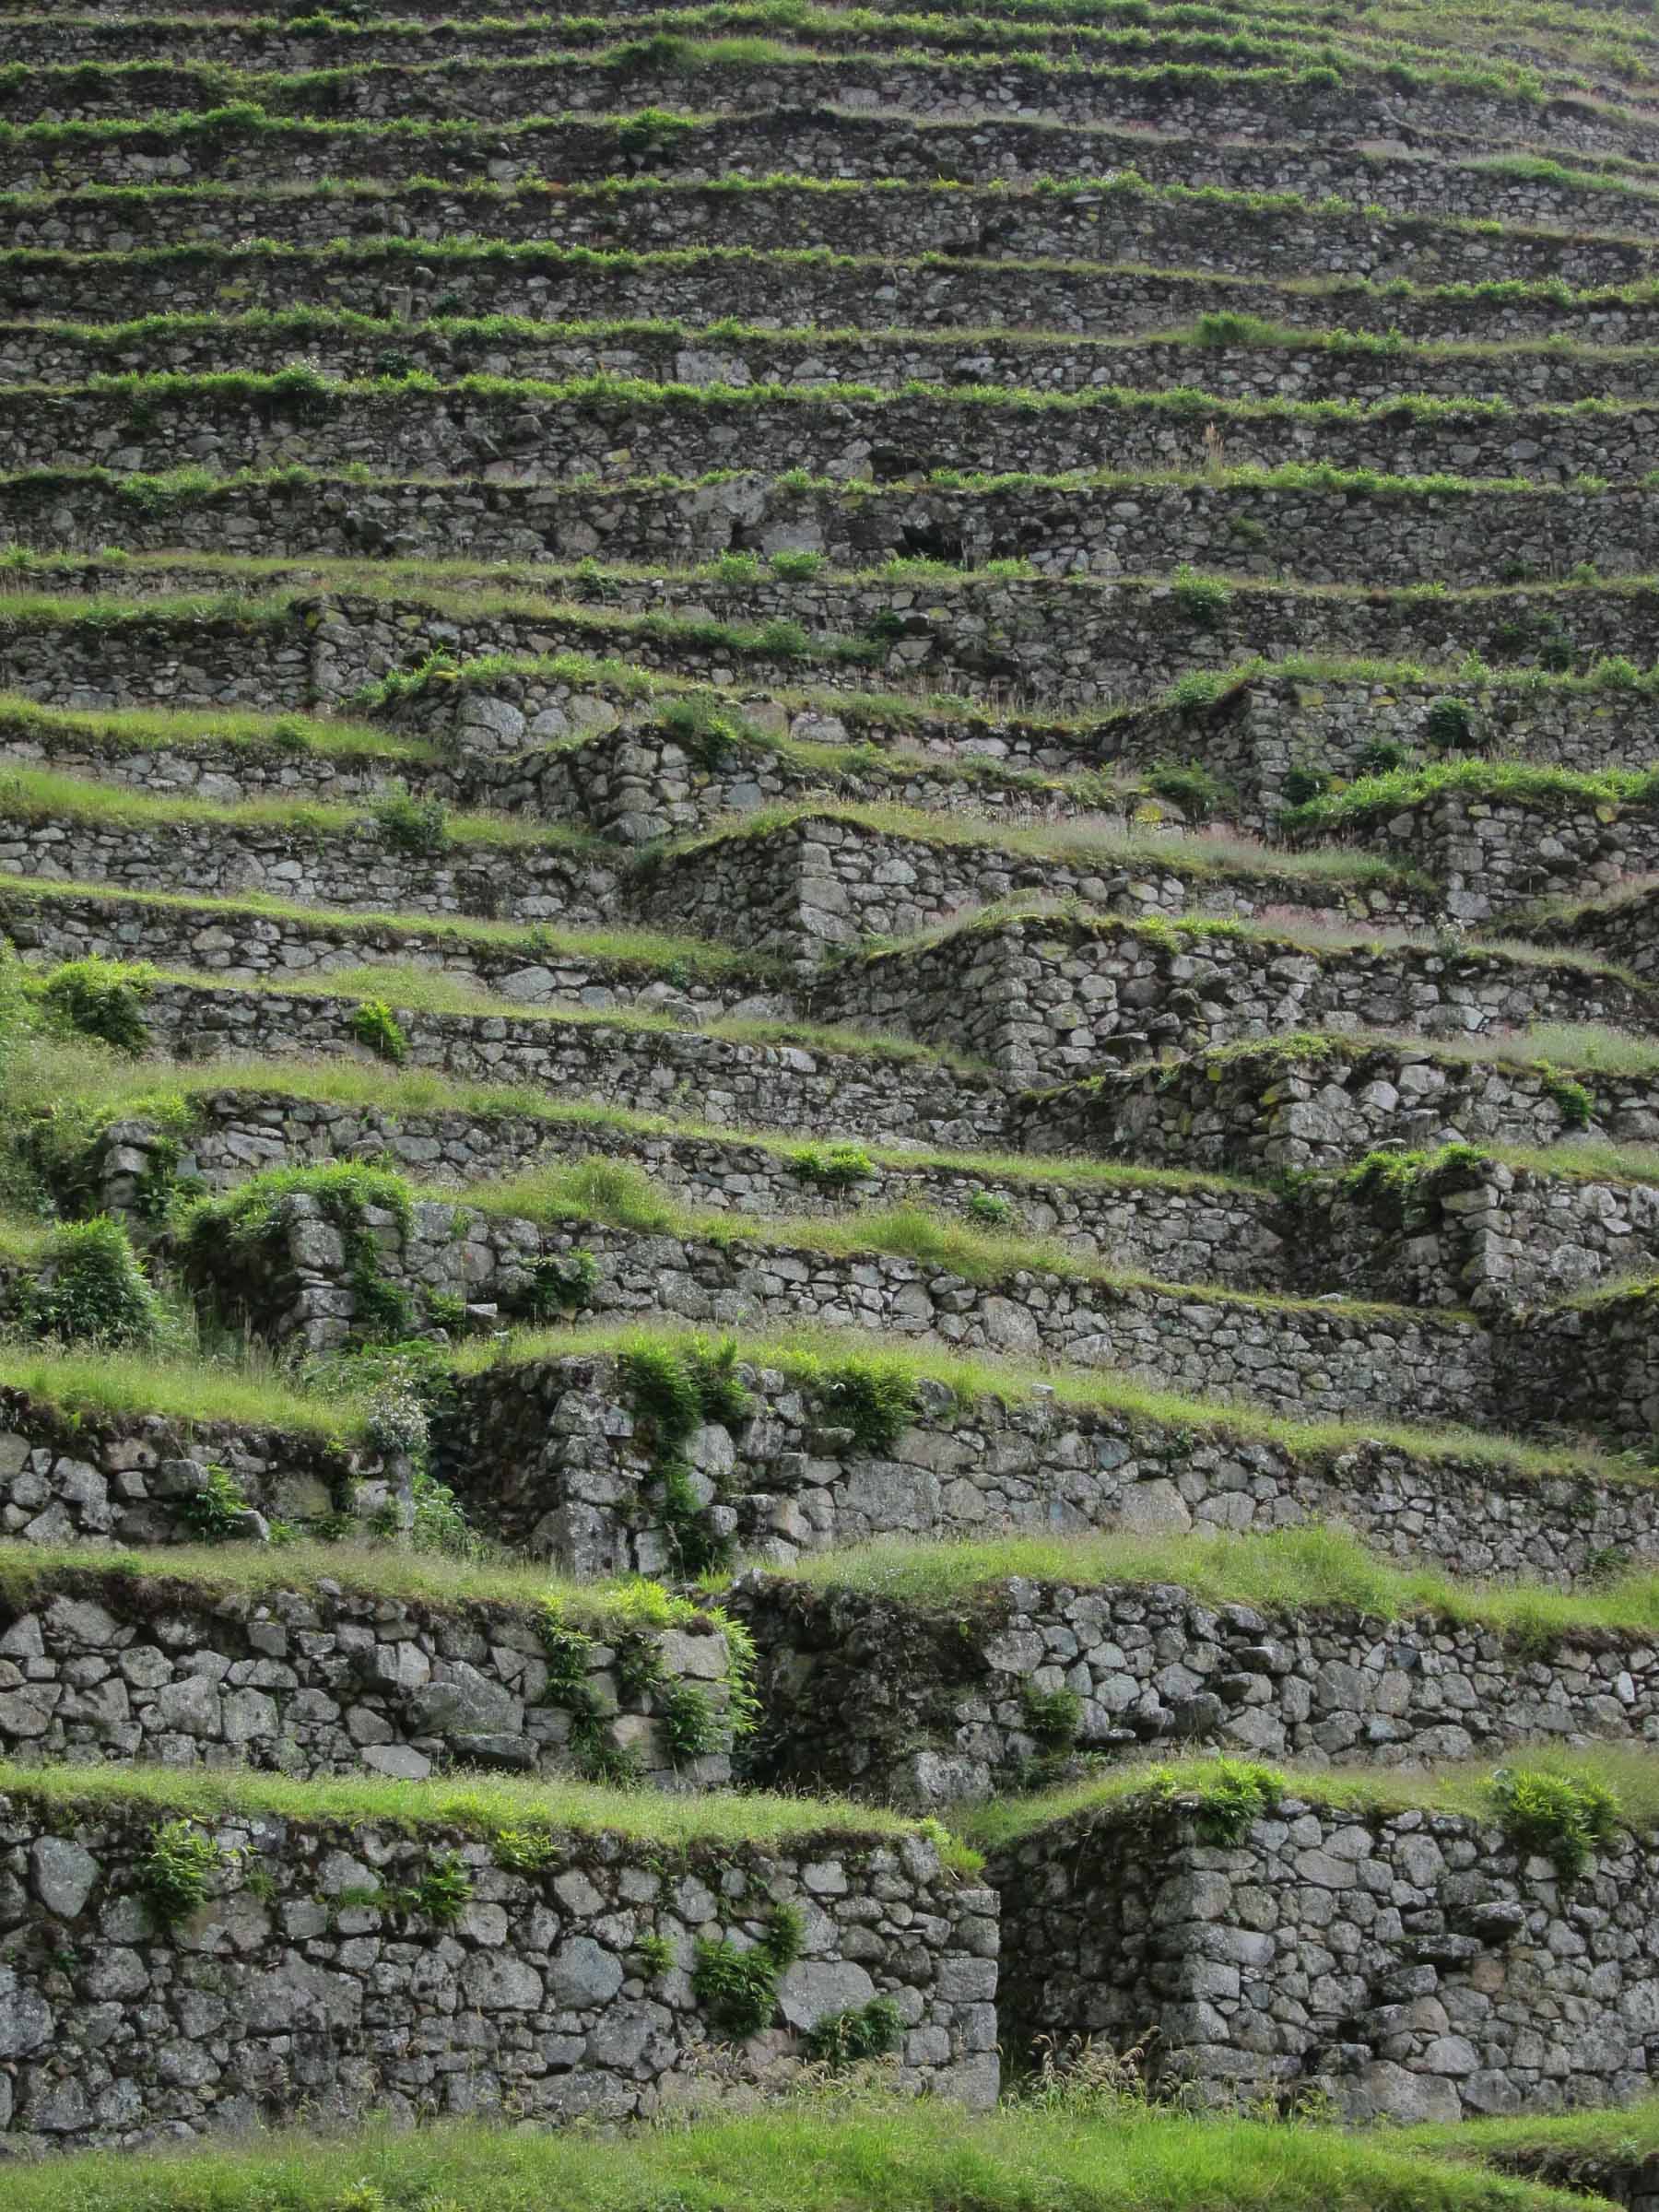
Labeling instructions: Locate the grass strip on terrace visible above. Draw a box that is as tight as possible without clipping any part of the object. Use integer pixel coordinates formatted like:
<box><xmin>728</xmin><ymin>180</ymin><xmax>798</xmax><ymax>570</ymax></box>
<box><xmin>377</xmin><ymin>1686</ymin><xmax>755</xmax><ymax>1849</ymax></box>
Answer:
<box><xmin>0</xmin><ymin>1756</ymin><xmax>916</xmax><ymax>1850</ymax></box>
<box><xmin>961</xmin><ymin>1745</ymin><xmax>1659</xmax><ymax>1851</ymax></box>
<box><xmin>1085</xmin><ymin>1019</ymin><xmax>1659</xmax><ymax>1086</ymax></box>
<box><xmin>1285</xmin><ymin>756</ymin><xmax>1659</xmax><ymax>834</ymax></box>
<box><xmin>0</xmin><ymin>1312</ymin><xmax>1619</xmax><ymax>1487</ymax></box>
<box><xmin>29</xmin><ymin>365</ymin><xmax>1651</xmax><ymax>438</ymax></box>
<box><xmin>0</xmin><ymin>690</ymin><xmax>432</xmax><ymax>764</ymax></box>
<box><xmin>0</xmin><ymin>43</ymin><xmax>1586</xmax><ymax>118</ymax></box>
<box><xmin>0</xmin><ymin>1535</ymin><xmax>692</xmax><ymax>1628</ymax></box>
<box><xmin>0</xmin><ymin>762</ymin><xmax>597</xmax><ymax>852</ymax></box>
<box><xmin>0</xmin><ymin>2100</ymin><xmax>1591</xmax><ymax>2212</ymax></box>
<box><xmin>19</xmin><ymin>303</ymin><xmax>1659</xmax><ymax>382</ymax></box>
<box><xmin>857</xmin><ymin>894</ymin><xmax>1653</xmax><ymax>989</ymax></box>
<box><xmin>761</xmin><ymin>1521</ymin><xmax>1659</xmax><ymax>1646</ymax></box>
<box><xmin>646</xmin><ymin>798</ymin><xmax>1426</xmax><ymax>895</ymax></box>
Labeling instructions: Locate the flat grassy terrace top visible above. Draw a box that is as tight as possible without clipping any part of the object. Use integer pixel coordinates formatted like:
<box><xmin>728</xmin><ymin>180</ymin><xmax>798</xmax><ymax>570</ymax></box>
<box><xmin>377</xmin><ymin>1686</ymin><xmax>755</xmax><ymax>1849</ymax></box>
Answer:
<box><xmin>963</xmin><ymin>1744</ymin><xmax>1659</xmax><ymax>1851</ymax></box>
<box><xmin>0</xmin><ymin>2102</ymin><xmax>1598</xmax><ymax>2212</ymax></box>
<box><xmin>0</xmin><ymin>1756</ymin><xmax>920</xmax><ymax>1852</ymax></box>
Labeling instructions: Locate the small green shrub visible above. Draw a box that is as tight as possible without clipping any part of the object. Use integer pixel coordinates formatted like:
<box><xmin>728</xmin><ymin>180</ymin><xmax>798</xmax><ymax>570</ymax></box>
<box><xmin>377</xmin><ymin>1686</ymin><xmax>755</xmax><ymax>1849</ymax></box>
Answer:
<box><xmin>636</xmin><ymin>1931</ymin><xmax>676</xmax><ymax>1977</ymax></box>
<box><xmin>372</xmin><ymin>790</ymin><xmax>449</xmax><ymax>855</ymax></box>
<box><xmin>967</xmin><ymin>1190</ymin><xmax>1014</xmax><ymax>1227</ymax></box>
<box><xmin>792</xmin><ymin>1142</ymin><xmax>875</xmax><ymax>1191</ymax></box>
<box><xmin>523</xmin><ymin>1247</ymin><xmax>599</xmax><ymax>1320</ymax></box>
<box><xmin>491</xmin><ymin>1828</ymin><xmax>557</xmax><ymax>1875</ymax></box>
<box><xmin>1424</xmin><ymin>696</ymin><xmax>1479</xmax><ymax>752</ymax></box>
<box><xmin>349</xmin><ymin>999</ymin><xmax>407</xmax><ymax>1064</ymax></box>
<box><xmin>176</xmin><ymin>1464</ymin><xmax>253</xmax><ymax>1542</ymax></box>
<box><xmin>692</xmin><ymin>1936</ymin><xmax>780</xmax><ymax>2037</ymax></box>
<box><xmin>658</xmin><ymin>1679</ymin><xmax>724</xmax><ymax>1759</ymax></box>
<box><xmin>1022</xmin><ymin>1683</ymin><xmax>1083</xmax><ymax>1750</ymax></box>
<box><xmin>1279</xmin><ymin>767</ymin><xmax>1329</xmax><ymax>806</ymax></box>
<box><xmin>1170</xmin><ymin>564</ymin><xmax>1230</xmax><ymax>629</ymax></box>
<box><xmin>29</xmin><ymin>1216</ymin><xmax>159</xmax><ymax>1347</ymax></box>
<box><xmin>1145</xmin><ymin>762</ymin><xmax>1223</xmax><ymax>817</ymax></box>
<box><xmin>1542</xmin><ymin>1067</ymin><xmax>1594</xmax><ymax>1131</ymax></box>
<box><xmin>36</xmin><ymin>958</ymin><xmax>154</xmax><ymax>1053</ymax></box>
<box><xmin>816</xmin><ymin>1360</ymin><xmax>919</xmax><ymax>1455</ymax></box>
<box><xmin>770</xmin><ymin>550</ymin><xmax>823</xmax><ymax>578</ymax></box>
<box><xmin>803</xmin><ymin>1994</ymin><xmax>905</xmax><ymax>2066</ymax></box>
<box><xmin>1491</xmin><ymin>1767</ymin><xmax>1618</xmax><ymax>1881</ymax></box>
<box><xmin>139</xmin><ymin>1819</ymin><xmax>222</xmax><ymax>1930</ymax></box>
<box><xmin>1355</xmin><ymin>738</ymin><xmax>1411</xmax><ymax>777</ymax></box>
<box><xmin>413</xmin><ymin>1848</ymin><xmax>473</xmax><ymax>1926</ymax></box>
<box><xmin>1148</xmin><ymin>1759</ymin><xmax>1284</xmax><ymax>1843</ymax></box>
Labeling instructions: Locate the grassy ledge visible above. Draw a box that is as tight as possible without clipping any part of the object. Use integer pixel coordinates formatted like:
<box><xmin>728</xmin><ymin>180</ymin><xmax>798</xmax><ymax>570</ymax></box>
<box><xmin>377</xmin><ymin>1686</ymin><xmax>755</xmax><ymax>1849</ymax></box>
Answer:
<box><xmin>0</xmin><ymin>2103</ymin><xmax>1595</xmax><ymax>2212</ymax></box>
<box><xmin>0</xmin><ymin>1757</ymin><xmax>915</xmax><ymax>1850</ymax></box>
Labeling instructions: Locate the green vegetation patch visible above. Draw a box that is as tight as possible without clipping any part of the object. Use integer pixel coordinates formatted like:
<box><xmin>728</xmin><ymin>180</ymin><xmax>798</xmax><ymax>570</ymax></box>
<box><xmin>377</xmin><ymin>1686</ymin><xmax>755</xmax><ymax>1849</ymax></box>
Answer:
<box><xmin>0</xmin><ymin>2100</ymin><xmax>1591</xmax><ymax>2212</ymax></box>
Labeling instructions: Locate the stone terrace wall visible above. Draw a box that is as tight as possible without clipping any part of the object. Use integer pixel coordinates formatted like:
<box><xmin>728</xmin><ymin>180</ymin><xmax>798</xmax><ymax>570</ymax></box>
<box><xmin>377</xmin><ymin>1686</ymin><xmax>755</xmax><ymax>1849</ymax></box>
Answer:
<box><xmin>2</xmin><ymin>244</ymin><xmax>1644</xmax><ymax>360</ymax></box>
<box><xmin>730</xmin><ymin>1574</ymin><xmax>1659</xmax><ymax>1807</ymax></box>
<box><xmin>130</xmin><ymin>978</ymin><xmax>1019</xmax><ymax>1151</ymax></box>
<box><xmin>10</xmin><ymin>62</ymin><xmax>1653</xmax><ymax>165</ymax></box>
<box><xmin>0</xmin><ymin>884</ymin><xmax>780</xmax><ymax>1025</ymax></box>
<box><xmin>11</xmin><ymin>385</ymin><xmax>1649</xmax><ymax>499</ymax></box>
<box><xmin>0</xmin><ymin>812</ymin><xmax>618</xmax><ymax>930</ymax></box>
<box><xmin>0</xmin><ymin>1389</ymin><xmax>385</xmax><ymax>1549</ymax></box>
<box><xmin>1019</xmin><ymin>1041</ymin><xmax>1659</xmax><ymax>1174</ymax></box>
<box><xmin>636</xmin><ymin>818</ymin><xmax>1435</xmax><ymax>971</ymax></box>
<box><xmin>97</xmin><ymin>1103</ymin><xmax>1291</xmax><ymax>1293</ymax></box>
<box><xmin>811</xmin><ymin>919</ymin><xmax>1659</xmax><ymax>1080</ymax></box>
<box><xmin>0</xmin><ymin>101</ymin><xmax>1644</xmax><ymax>224</ymax></box>
<box><xmin>0</xmin><ymin>1569</ymin><xmax>739</xmax><ymax>1789</ymax></box>
<box><xmin>0</xmin><ymin>1789</ymin><xmax>999</xmax><ymax>2145</ymax></box>
<box><xmin>183</xmin><ymin>1194</ymin><xmax>1493</xmax><ymax>1435</ymax></box>
<box><xmin>4</xmin><ymin>476</ymin><xmax>1648</xmax><ymax>601</ymax></box>
<box><xmin>9</xmin><ymin>319</ymin><xmax>1655</xmax><ymax>414</ymax></box>
<box><xmin>1303</xmin><ymin>794</ymin><xmax>1659</xmax><ymax>924</ymax></box>
<box><xmin>436</xmin><ymin>1353</ymin><xmax>1659</xmax><ymax>1589</ymax></box>
<box><xmin>13</xmin><ymin>183</ymin><xmax>1644</xmax><ymax>299</ymax></box>
<box><xmin>988</xmin><ymin>1791</ymin><xmax>1659</xmax><ymax>2121</ymax></box>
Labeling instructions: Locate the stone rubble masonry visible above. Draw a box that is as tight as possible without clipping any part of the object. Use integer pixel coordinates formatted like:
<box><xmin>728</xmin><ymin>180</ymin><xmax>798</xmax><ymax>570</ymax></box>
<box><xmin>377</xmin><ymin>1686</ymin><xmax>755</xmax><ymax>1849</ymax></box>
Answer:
<box><xmin>130</xmin><ymin>976</ymin><xmax>1018</xmax><ymax>1151</ymax></box>
<box><xmin>0</xmin><ymin>1789</ymin><xmax>1000</xmax><ymax>2147</ymax></box>
<box><xmin>180</xmin><ymin>1187</ymin><xmax>1495</xmax><ymax>1436</ymax></box>
<box><xmin>7</xmin><ymin>61</ymin><xmax>1653</xmax><ymax>165</ymax></box>
<box><xmin>729</xmin><ymin>1574</ymin><xmax>1659</xmax><ymax>1808</ymax></box>
<box><xmin>98</xmin><ymin>1096</ymin><xmax>1659</xmax><ymax>1313</ymax></box>
<box><xmin>0</xmin><ymin>881</ymin><xmax>783</xmax><ymax>1026</ymax></box>
<box><xmin>4</xmin><ymin>476</ymin><xmax>1648</xmax><ymax>598</ymax></box>
<box><xmin>988</xmin><ymin>1789</ymin><xmax>1659</xmax><ymax>2123</ymax></box>
<box><xmin>7</xmin><ymin>382</ymin><xmax>1650</xmax><ymax>502</ymax></box>
<box><xmin>0</xmin><ymin>1566</ymin><xmax>740</xmax><ymax>1790</ymax></box>
<box><xmin>434</xmin><ymin>1353</ymin><xmax>1659</xmax><ymax>1591</ymax></box>
<box><xmin>808</xmin><ymin>915</ymin><xmax>1658</xmax><ymax>1082</ymax></box>
<box><xmin>0</xmin><ymin>99</ymin><xmax>1646</xmax><ymax>231</ymax></box>
<box><xmin>1019</xmin><ymin>1038</ymin><xmax>1659</xmax><ymax>1175</ymax></box>
<box><xmin>1299</xmin><ymin>791</ymin><xmax>1659</xmax><ymax>925</ymax></box>
<box><xmin>0</xmin><ymin>1385</ymin><xmax>386</xmax><ymax>1551</ymax></box>
<box><xmin>6</xmin><ymin>319</ymin><xmax>1652</xmax><ymax>414</ymax></box>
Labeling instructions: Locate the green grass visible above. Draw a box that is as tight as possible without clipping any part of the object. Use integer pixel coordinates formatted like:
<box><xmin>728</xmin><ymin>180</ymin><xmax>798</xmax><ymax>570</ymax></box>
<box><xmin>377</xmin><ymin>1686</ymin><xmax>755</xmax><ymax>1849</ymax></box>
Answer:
<box><xmin>0</xmin><ymin>1757</ymin><xmax>913</xmax><ymax>1850</ymax></box>
<box><xmin>0</xmin><ymin>1340</ymin><xmax>365</xmax><ymax>1436</ymax></box>
<box><xmin>0</xmin><ymin>1535</ymin><xmax>704</xmax><ymax>1631</ymax></box>
<box><xmin>962</xmin><ymin>1746</ymin><xmax>1659</xmax><ymax>1852</ymax></box>
<box><xmin>1286</xmin><ymin>757</ymin><xmax>1659</xmax><ymax>834</ymax></box>
<box><xmin>0</xmin><ymin>761</ymin><xmax>588</xmax><ymax>853</ymax></box>
<box><xmin>769</xmin><ymin>1522</ymin><xmax>1659</xmax><ymax>1646</ymax></box>
<box><xmin>0</xmin><ymin>2102</ymin><xmax>1595</xmax><ymax>2212</ymax></box>
<box><xmin>0</xmin><ymin>690</ymin><xmax>431</xmax><ymax>763</ymax></box>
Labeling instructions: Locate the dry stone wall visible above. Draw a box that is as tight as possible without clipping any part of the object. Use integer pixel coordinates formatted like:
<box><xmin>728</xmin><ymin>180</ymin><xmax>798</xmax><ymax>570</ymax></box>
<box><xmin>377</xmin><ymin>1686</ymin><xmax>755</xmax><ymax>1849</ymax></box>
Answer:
<box><xmin>0</xmin><ymin>1787</ymin><xmax>999</xmax><ymax>2145</ymax></box>
<box><xmin>0</xmin><ymin>1569</ymin><xmax>742</xmax><ymax>1789</ymax></box>
<box><xmin>989</xmin><ymin>1790</ymin><xmax>1659</xmax><ymax>2122</ymax></box>
<box><xmin>435</xmin><ymin>1353</ymin><xmax>1659</xmax><ymax>1591</ymax></box>
<box><xmin>730</xmin><ymin>1573</ymin><xmax>1659</xmax><ymax>1806</ymax></box>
